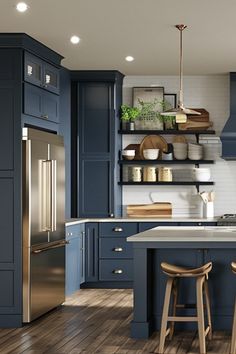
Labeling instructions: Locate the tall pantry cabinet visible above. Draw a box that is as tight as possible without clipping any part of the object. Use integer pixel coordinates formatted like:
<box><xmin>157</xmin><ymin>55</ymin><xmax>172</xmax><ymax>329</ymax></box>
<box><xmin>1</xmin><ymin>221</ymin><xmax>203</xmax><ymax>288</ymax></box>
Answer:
<box><xmin>71</xmin><ymin>71</ymin><xmax>124</xmax><ymax>218</ymax></box>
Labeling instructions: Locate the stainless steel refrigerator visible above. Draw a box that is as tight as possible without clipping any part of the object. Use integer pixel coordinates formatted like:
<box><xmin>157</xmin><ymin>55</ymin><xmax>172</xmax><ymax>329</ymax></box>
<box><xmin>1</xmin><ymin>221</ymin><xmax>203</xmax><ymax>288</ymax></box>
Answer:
<box><xmin>22</xmin><ymin>128</ymin><xmax>66</xmax><ymax>323</ymax></box>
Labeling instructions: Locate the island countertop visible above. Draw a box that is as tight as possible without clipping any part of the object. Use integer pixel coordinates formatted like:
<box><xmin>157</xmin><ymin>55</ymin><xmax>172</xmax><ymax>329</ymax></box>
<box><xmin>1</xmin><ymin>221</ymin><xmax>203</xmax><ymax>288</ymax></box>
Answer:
<box><xmin>127</xmin><ymin>226</ymin><xmax>236</xmax><ymax>243</ymax></box>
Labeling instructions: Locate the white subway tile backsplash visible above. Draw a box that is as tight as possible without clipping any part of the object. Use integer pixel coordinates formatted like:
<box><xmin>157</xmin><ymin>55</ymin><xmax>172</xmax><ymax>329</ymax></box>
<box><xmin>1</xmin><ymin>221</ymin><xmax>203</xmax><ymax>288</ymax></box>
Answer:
<box><xmin>122</xmin><ymin>74</ymin><xmax>236</xmax><ymax>216</ymax></box>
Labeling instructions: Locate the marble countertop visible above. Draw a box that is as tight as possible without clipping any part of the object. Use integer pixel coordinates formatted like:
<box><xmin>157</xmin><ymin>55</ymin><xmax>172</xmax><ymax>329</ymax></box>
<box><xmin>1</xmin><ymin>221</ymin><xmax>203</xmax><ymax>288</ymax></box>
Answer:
<box><xmin>127</xmin><ymin>226</ymin><xmax>236</xmax><ymax>242</ymax></box>
<box><xmin>65</xmin><ymin>217</ymin><xmax>218</xmax><ymax>226</ymax></box>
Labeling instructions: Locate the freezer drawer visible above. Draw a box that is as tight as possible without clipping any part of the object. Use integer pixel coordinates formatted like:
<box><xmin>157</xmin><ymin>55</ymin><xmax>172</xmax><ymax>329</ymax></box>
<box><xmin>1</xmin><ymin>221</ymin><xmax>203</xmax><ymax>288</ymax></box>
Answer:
<box><xmin>23</xmin><ymin>242</ymin><xmax>65</xmax><ymax>322</ymax></box>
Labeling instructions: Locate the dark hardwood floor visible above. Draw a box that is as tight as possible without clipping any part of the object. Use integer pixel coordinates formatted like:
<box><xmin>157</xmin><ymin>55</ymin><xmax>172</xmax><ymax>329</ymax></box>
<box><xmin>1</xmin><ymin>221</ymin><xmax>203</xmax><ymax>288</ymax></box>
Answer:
<box><xmin>0</xmin><ymin>289</ymin><xmax>232</xmax><ymax>353</ymax></box>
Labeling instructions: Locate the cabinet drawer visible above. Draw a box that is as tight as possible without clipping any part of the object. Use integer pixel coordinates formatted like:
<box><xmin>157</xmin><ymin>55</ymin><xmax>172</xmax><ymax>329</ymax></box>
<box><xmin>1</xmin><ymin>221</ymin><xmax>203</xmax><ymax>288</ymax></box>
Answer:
<box><xmin>99</xmin><ymin>259</ymin><xmax>133</xmax><ymax>281</ymax></box>
<box><xmin>99</xmin><ymin>222</ymin><xmax>138</xmax><ymax>237</ymax></box>
<box><xmin>100</xmin><ymin>238</ymin><xmax>133</xmax><ymax>259</ymax></box>
<box><xmin>139</xmin><ymin>222</ymin><xmax>179</xmax><ymax>232</ymax></box>
<box><xmin>179</xmin><ymin>222</ymin><xmax>217</xmax><ymax>227</ymax></box>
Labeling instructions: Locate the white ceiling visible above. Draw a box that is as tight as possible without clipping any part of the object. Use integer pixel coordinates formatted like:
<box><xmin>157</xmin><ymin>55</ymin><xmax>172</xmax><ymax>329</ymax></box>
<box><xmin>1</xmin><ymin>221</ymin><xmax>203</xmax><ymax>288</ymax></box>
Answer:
<box><xmin>1</xmin><ymin>0</ymin><xmax>236</xmax><ymax>75</ymax></box>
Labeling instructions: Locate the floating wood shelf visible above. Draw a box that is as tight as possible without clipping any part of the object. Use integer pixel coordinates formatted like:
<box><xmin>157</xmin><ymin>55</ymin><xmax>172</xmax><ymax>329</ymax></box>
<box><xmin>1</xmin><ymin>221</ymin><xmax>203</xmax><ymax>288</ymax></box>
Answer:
<box><xmin>119</xmin><ymin>181</ymin><xmax>215</xmax><ymax>186</ymax></box>
<box><xmin>118</xmin><ymin>130</ymin><xmax>216</xmax><ymax>135</ymax></box>
<box><xmin>119</xmin><ymin>159</ymin><xmax>215</xmax><ymax>165</ymax></box>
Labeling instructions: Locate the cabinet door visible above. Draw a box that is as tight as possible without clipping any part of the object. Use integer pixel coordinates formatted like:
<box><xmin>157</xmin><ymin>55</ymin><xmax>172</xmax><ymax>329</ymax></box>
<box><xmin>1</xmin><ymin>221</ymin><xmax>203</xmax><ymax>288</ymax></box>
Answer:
<box><xmin>79</xmin><ymin>158</ymin><xmax>112</xmax><ymax>218</ymax></box>
<box><xmin>44</xmin><ymin>63</ymin><xmax>60</xmax><ymax>94</ymax></box>
<box><xmin>85</xmin><ymin>223</ymin><xmax>98</xmax><ymax>282</ymax></box>
<box><xmin>42</xmin><ymin>90</ymin><xmax>59</xmax><ymax>123</ymax></box>
<box><xmin>66</xmin><ymin>237</ymin><xmax>80</xmax><ymax>296</ymax></box>
<box><xmin>24</xmin><ymin>83</ymin><xmax>59</xmax><ymax>123</ymax></box>
<box><xmin>24</xmin><ymin>52</ymin><xmax>43</xmax><ymax>87</ymax></box>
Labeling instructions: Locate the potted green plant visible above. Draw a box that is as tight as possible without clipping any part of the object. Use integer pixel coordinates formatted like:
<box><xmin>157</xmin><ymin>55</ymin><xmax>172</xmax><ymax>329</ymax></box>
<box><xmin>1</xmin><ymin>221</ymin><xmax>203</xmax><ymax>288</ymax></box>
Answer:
<box><xmin>120</xmin><ymin>105</ymin><xmax>141</xmax><ymax>130</ymax></box>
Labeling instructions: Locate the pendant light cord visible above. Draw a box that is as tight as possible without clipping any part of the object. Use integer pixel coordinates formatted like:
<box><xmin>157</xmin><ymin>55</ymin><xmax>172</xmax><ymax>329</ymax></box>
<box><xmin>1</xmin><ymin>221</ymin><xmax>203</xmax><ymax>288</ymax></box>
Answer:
<box><xmin>176</xmin><ymin>24</ymin><xmax>187</xmax><ymax>109</ymax></box>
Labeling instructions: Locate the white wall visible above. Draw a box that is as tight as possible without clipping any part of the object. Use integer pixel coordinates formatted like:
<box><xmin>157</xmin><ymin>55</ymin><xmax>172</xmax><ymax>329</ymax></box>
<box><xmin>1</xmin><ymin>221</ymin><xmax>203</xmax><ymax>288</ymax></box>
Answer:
<box><xmin>122</xmin><ymin>75</ymin><xmax>236</xmax><ymax>217</ymax></box>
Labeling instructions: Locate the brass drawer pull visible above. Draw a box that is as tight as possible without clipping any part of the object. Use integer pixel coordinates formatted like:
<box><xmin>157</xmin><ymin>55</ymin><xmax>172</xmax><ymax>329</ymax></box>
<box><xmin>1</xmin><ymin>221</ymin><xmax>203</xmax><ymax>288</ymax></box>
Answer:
<box><xmin>113</xmin><ymin>269</ymin><xmax>123</xmax><ymax>274</ymax></box>
<box><xmin>113</xmin><ymin>247</ymin><xmax>123</xmax><ymax>252</ymax></box>
<box><xmin>113</xmin><ymin>227</ymin><xmax>123</xmax><ymax>232</ymax></box>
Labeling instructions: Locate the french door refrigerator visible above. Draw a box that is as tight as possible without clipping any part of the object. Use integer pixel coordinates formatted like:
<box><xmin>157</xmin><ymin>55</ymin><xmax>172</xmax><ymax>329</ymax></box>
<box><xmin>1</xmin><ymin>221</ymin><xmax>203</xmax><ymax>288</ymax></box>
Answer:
<box><xmin>22</xmin><ymin>128</ymin><xmax>66</xmax><ymax>323</ymax></box>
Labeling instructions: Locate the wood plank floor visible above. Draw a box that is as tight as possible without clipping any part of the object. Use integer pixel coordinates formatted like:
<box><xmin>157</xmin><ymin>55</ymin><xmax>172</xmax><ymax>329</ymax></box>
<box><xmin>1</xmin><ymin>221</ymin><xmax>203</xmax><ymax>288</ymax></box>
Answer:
<box><xmin>0</xmin><ymin>289</ymin><xmax>232</xmax><ymax>353</ymax></box>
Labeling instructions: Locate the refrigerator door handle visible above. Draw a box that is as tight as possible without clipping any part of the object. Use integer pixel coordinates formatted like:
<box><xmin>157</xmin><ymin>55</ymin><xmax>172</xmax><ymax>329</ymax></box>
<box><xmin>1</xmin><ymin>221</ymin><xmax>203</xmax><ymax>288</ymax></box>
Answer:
<box><xmin>51</xmin><ymin>159</ymin><xmax>57</xmax><ymax>232</ymax></box>
<box><xmin>40</xmin><ymin>159</ymin><xmax>57</xmax><ymax>232</ymax></box>
<box><xmin>32</xmin><ymin>240</ymin><xmax>69</xmax><ymax>254</ymax></box>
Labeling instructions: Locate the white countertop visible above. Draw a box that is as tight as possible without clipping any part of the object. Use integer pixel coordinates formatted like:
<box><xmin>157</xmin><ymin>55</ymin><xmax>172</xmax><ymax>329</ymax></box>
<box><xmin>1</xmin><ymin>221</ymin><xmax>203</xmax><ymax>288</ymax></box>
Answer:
<box><xmin>127</xmin><ymin>226</ymin><xmax>236</xmax><ymax>243</ymax></box>
<box><xmin>65</xmin><ymin>217</ymin><xmax>218</xmax><ymax>226</ymax></box>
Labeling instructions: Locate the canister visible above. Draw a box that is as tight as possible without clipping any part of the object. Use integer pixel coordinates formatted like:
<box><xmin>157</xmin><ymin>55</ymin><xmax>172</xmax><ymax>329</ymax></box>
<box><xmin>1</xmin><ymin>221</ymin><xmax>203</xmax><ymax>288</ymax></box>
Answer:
<box><xmin>143</xmin><ymin>166</ymin><xmax>157</xmax><ymax>182</ymax></box>
<box><xmin>131</xmin><ymin>166</ymin><xmax>142</xmax><ymax>182</ymax></box>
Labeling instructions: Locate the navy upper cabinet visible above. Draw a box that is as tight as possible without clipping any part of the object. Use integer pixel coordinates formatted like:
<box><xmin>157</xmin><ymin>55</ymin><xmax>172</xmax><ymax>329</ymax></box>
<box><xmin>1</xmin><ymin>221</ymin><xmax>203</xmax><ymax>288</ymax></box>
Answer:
<box><xmin>71</xmin><ymin>71</ymin><xmax>124</xmax><ymax>218</ymax></box>
<box><xmin>24</xmin><ymin>83</ymin><xmax>59</xmax><ymax>123</ymax></box>
<box><xmin>25</xmin><ymin>52</ymin><xmax>60</xmax><ymax>94</ymax></box>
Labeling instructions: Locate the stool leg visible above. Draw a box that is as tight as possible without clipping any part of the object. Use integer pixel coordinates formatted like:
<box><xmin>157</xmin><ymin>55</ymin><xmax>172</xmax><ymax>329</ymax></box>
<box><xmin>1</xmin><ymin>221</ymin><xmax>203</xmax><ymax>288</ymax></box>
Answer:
<box><xmin>230</xmin><ymin>300</ymin><xmax>236</xmax><ymax>354</ymax></box>
<box><xmin>159</xmin><ymin>277</ymin><xmax>174</xmax><ymax>354</ymax></box>
<box><xmin>196</xmin><ymin>276</ymin><xmax>206</xmax><ymax>354</ymax></box>
<box><xmin>169</xmin><ymin>278</ymin><xmax>178</xmax><ymax>340</ymax></box>
<box><xmin>204</xmin><ymin>280</ymin><xmax>212</xmax><ymax>340</ymax></box>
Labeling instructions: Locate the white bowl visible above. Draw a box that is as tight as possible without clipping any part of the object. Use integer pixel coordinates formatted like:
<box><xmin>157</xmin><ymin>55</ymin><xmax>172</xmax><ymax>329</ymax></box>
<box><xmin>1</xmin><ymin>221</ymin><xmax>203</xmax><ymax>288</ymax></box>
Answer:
<box><xmin>122</xmin><ymin>150</ymin><xmax>135</xmax><ymax>160</ymax></box>
<box><xmin>192</xmin><ymin>168</ymin><xmax>211</xmax><ymax>181</ymax></box>
<box><xmin>143</xmin><ymin>149</ymin><xmax>159</xmax><ymax>160</ymax></box>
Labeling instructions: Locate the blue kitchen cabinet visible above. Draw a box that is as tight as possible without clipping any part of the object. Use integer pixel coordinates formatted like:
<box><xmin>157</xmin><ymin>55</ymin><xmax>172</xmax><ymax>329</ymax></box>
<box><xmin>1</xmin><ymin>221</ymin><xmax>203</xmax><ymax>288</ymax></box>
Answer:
<box><xmin>25</xmin><ymin>52</ymin><xmax>60</xmax><ymax>94</ymax></box>
<box><xmin>85</xmin><ymin>223</ymin><xmax>99</xmax><ymax>282</ymax></box>
<box><xmin>0</xmin><ymin>34</ymin><xmax>63</xmax><ymax>327</ymax></box>
<box><xmin>71</xmin><ymin>71</ymin><xmax>124</xmax><ymax>218</ymax></box>
<box><xmin>66</xmin><ymin>223</ymin><xmax>85</xmax><ymax>296</ymax></box>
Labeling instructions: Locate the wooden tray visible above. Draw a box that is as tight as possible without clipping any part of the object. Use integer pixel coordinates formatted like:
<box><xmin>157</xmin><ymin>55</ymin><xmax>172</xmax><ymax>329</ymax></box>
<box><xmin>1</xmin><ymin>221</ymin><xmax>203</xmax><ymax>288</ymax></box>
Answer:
<box><xmin>139</xmin><ymin>135</ymin><xmax>168</xmax><ymax>159</ymax></box>
<box><xmin>187</xmin><ymin>108</ymin><xmax>209</xmax><ymax>122</ymax></box>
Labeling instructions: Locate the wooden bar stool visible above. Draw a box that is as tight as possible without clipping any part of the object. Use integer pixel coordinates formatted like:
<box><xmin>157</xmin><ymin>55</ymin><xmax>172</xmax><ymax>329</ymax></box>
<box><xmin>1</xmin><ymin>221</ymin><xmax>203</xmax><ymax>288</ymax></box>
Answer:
<box><xmin>159</xmin><ymin>262</ymin><xmax>212</xmax><ymax>354</ymax></box>
<box><xmin>230</xmin><ymin>262</ymin><xmax>236</xmax><ymax>354</ymax></box>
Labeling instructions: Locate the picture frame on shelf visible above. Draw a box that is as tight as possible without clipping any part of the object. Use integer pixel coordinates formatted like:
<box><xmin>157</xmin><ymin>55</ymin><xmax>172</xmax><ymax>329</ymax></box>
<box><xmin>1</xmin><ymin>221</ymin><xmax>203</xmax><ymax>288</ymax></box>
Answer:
<box><xmin>164</xmin><ymin>93</ymin><xmax>177</xmax><ymax>109</ymax></box>
<box><xmin>132</xmin><ymin>87</ymin><xmax>164</xmax><ymax>111</ymax></box>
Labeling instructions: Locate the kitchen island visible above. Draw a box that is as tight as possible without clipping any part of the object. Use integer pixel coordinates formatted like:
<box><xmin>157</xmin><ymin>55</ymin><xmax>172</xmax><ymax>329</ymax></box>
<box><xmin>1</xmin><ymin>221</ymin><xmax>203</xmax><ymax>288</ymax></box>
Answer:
<box><xmin>127</xmin><ymin>227</ymin><xmax>236</xmax><ymax>338</ymax></box>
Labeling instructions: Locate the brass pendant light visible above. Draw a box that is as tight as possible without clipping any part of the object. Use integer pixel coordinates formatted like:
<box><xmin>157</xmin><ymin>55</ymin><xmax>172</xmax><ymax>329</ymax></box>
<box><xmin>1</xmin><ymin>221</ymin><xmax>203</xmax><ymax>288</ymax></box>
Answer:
<box><xmin>161</xmin><ymin>24</ymin><xmax>201</xmax><ymax>123</ymax></box>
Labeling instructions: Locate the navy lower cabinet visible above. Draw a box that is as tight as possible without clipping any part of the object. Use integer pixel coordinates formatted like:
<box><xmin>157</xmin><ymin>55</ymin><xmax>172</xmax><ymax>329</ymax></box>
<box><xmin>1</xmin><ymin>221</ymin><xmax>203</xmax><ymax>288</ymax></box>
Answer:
<box><xmin>66</xmin><ymin>223</ymin><xmax>85</xmax><ymax>296</ymax></box>
<box><xmin>85</xmin><ymin>223</ymin><xmax>99</xmax><ymax>282</ymax></box>
<box><xmin>71</xmin><ymin>71</ymin><xmax>124</xmax><ymax>218</ymax></box>
<box><xmin>204</xmin><ymin>248</ymin><xmax>236</xmax><ymax>330</ymax></box>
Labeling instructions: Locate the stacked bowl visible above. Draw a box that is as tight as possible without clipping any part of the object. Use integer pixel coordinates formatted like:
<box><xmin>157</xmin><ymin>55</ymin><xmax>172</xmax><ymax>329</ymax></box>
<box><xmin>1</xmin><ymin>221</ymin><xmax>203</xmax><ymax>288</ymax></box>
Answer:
<box><xmin>173</xmin><ymin>143</ymin><xmax>188</xmax><ymax>160</ymax></box>
<box><xmin>188</xmin><ymin>143</ymin><xmax>203</xmax><ymax>160</ymax></box>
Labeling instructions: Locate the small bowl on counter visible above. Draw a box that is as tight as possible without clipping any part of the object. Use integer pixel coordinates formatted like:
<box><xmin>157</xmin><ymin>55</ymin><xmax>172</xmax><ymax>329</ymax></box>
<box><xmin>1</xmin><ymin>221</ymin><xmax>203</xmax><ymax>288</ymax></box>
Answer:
<box><xmin>192</xmin><ymin>168</ymin><xmax>211</xmax><ymax>181</ymax></box>
<box><xmin>122</xmin><ymin>150</ymin><xmax>136</xmax><ymax>160</ymax></box>
<box><xmin>143</xmin><ymin>148</ymin><xmax>159</xmax><ymax>160</ymax></box>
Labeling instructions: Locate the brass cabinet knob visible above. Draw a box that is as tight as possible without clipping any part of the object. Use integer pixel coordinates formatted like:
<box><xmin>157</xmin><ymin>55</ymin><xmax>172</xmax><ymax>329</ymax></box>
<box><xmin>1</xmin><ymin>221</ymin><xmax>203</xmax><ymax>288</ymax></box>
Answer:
<box><xmin>113</xmin><ymin>247</ymin><xmax>123</xmax><ymax>252</ymax></box>
<box><xmin>112</xmin><ymin>269</ymin><xmax>123</xmax><ymax>274</ymax></box>
<box><xmin>113</xmin><ymin>227</ymin><xmax>123</xmax><ymax>232</ymax></box>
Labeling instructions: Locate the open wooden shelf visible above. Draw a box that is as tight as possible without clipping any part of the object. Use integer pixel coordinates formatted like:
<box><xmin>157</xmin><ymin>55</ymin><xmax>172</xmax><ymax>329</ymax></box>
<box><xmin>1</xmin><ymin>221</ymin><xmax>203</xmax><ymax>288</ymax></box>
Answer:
<box><xmin>119</xmin><ymin>181</ymin><xmax>215</xmax><ymax>186</ymax></box>
<box><xmin>118</xmin><ymin>129</ymin><xmax>216</xmax><ymax>135</ymax></box>
<box><xmin>119</xmin><ymin>159</ymin><xmax>215</xmax><ymax>165</ymax></box>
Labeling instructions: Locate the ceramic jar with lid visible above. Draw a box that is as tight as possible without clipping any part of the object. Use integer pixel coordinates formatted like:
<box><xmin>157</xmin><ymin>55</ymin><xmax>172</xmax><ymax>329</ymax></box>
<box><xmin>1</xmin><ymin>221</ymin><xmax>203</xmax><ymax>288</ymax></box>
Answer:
<box><xmin>131</xmin><ymin>166</ymin><xmax>142</xmax><ymax>182</ymax></box>
<box><xmin>143</xmin><ymin>166</ymin><xmax>157</xmax><ymax>182</ymax></box>
<box><xmin>158</xmin><ymin>167</ymin><xmax>173</xmax><ymax>182</ymax></box>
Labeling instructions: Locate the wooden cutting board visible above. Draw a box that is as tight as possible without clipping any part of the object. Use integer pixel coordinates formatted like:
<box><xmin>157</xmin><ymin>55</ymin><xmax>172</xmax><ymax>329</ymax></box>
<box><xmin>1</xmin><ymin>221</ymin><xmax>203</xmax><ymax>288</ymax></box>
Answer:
<box><xmin>187</xmin><ymin>108</ymin><xmax>209</xmax><ymax>122</ymax></box>
<box><xmin>139</xmin><ymin>135</ymin><xmax>168</xmax><ymax>159</ymax></box>
<box><xmin>127</xmin><ymin>202</ymin><xmax>172</xmax><ymax>217</ymax></box>
<box><xmin>178</xmin><ymin>120</ymin><xmax>213</xmax><ymax>131</ymax></box>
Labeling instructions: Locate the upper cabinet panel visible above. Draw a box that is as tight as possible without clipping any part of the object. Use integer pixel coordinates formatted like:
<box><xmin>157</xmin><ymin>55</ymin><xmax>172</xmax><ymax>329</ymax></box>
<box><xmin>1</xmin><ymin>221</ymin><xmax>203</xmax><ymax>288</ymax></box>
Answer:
<box><xmin>79</xmin><ymin>83</ymin><xmax>112</xmax><ymax>155</ymax></box>
<box><xmin>24</xmin><ymin>52</ymin><xmax>60</xmax><ymax>94</ymax></box>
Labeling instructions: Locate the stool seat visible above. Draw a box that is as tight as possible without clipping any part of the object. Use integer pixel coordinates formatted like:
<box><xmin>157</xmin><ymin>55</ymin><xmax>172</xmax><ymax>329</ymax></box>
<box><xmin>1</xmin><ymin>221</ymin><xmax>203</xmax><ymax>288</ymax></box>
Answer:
<box><xmin>232</xmin><ymin>262</ymin><xmax>236</xmax><ymax>274</ymax></box>
<box><xmin>161</xmin><ymin>261</ymin><xmax>212</xmax><ymax>277</ymax></box>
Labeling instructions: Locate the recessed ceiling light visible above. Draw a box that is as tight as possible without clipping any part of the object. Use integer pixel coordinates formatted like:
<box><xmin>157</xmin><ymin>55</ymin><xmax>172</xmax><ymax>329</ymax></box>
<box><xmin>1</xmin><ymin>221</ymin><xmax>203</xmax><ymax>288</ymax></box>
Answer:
<box><xmin>16</xmin><ymin>2</ymin><xmax>29</xmax><ymax>12</ymax></box>
<box><xmin>70</xmin><ymin>35</ymin><xmax>80</xmax><ymax>44</ymax></box>
<box><xmin>125</xmin><ymin>56</ymin><xmax>134</xmax><ymax>62</ymax></box>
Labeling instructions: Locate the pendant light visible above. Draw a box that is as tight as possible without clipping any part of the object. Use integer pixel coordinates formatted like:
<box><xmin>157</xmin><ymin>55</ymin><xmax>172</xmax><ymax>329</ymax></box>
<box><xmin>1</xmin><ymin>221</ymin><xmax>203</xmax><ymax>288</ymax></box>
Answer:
<box><xmin>161</xmin><ymin>24</ymin><xmax>201</xmax><ymax>123</ymax></box>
